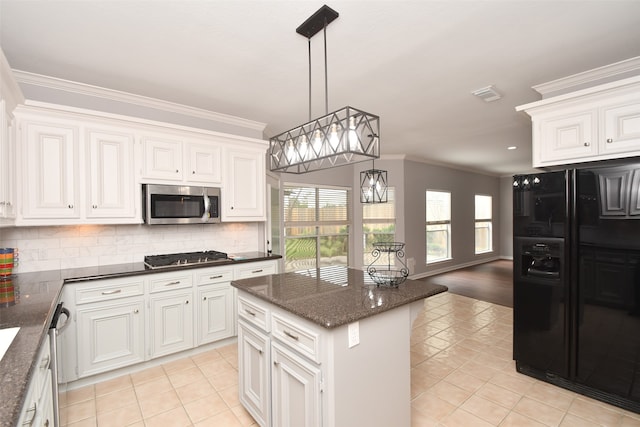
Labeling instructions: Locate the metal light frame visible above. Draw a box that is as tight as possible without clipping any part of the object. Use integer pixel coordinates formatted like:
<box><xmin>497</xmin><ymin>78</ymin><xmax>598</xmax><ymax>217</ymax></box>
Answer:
<box><xmin>269</xmin><ymin>5</ymin><xmax>380</xmax><ymax>174</ymax></box>
<box><xmin>360</xmin><ymin>163</ymin><xmax>388</xmax><ymax>204</ymax></box>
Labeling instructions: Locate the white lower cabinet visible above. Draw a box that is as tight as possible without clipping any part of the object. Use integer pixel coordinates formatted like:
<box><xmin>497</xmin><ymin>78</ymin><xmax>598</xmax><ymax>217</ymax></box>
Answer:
<box><xmin>18</xmin><ymin>335</ymin><xmax>54</xmax><ymax>427</ymax></box>
<box><xmin>271</xmin><ymin>341</ymin><xmax>322</xmax><ymax>427</ymax></box>
<box><xmin>238</xmin><ymin>294</ymin><xmax>323</xmax><ymax>427</ymax></box>
<box><xmin>149</xmin><ymin>290</ymin><xmax>194</xmax><ymax>358</ymax></box>
<box><xmin>238</xmin><ymin>320</ymin><xmax>271</xmax><ymax>427</ymax></box>
<box><xmin>59</xmin><ymin>259</ymin><xmax>278</xmax><ymax>383</ymax></box>
<box><xmin>77</xmin><ymin>297</ymin><xmax>146</xmax><ymax>378</ymax></box>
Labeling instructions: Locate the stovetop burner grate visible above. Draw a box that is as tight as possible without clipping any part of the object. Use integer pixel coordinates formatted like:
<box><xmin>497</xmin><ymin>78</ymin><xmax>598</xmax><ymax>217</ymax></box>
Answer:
<box><xmin>144</xmin><ymin>250</ymin><xmax>229</xmax><ymax>269</ymax></box>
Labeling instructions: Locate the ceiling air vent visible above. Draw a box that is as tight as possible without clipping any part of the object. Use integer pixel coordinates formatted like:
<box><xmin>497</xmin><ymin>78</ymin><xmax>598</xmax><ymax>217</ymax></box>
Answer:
<box><xmin>471</xmin><ymin>85</ymin><xmax>502</xmax><ymax>102</ymax></box>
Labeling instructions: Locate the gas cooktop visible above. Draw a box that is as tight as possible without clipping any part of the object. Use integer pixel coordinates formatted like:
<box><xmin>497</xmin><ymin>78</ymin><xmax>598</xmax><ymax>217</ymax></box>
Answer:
<box><xmin>144</xmin><ymin>250</ymin><xmax>229</xmax><ymax>269</ymax></box>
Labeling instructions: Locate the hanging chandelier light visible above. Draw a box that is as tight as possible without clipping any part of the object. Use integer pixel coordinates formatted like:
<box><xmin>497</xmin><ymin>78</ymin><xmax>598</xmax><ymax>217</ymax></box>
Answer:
<box><xmin>360</xmin><ymin>161</ymin><xmax>388</xmax><ymax>204</ymax></box>
<box><xmin>269</xmin><ymin>5</ymin><xmax>380</xmax><ymax>174</ymax></box>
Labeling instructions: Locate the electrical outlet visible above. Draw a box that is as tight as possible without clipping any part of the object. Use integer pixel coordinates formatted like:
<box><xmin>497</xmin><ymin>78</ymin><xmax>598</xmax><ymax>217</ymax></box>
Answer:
<box><xmin>348</xmin><ymin>322</ymin><xmax>359</xmax><ymax>348</ymax></box>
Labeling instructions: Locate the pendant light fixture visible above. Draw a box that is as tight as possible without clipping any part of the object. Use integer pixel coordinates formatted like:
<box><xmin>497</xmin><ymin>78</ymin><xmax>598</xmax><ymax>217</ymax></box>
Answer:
<box><xmin>269</xmin><ymin>5</ymin><xmax>380</xmax><ymax>174</ymax></box>
<box><xmin>360</xmin><ymin>161</ymin><xmax>388</xmax><ymax>204</ymax></box>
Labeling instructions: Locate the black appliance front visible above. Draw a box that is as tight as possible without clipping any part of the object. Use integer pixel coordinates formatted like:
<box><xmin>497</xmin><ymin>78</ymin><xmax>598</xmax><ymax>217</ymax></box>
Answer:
<box><xmin>573</xmin><ymin>165</ymin><xmax>640</xmax><ymax>409</ymax></box>
<box><xmin>513</xmin><ymin>236</ymin><xmax>568</xmax><ymax>377</ymax></box>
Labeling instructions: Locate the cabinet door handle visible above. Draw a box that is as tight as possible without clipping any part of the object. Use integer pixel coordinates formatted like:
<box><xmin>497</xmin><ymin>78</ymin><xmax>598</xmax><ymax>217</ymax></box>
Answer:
<box><xmin>244</xmin><ymin>308</ymin><xmax>256</xmax><ymax>317</ymax></box>
<box><xmin>209</xmin><ymin>275</ymin><xmax>223</xmax><ymax>279</ymax></box>
<box><xmin>24</xmin><ymin>402</ymin><xmax>36</xmax><ymax>426</ymax></box>
<box><xmin>607</xmin><ymin>138</ymin><xmax>613</xmax><ymax>143</ymax></box>
<box><xmin>251</xmin><ymin>269</ymin><xmax>263</xmax><ymax>274</ymax></box>
<box><xmin>40</xmin><ymin>354</ymin><xmax>51</xmax><ymax>369</ymax></box>
<box><xmin>165</xmin><ymin>281</ymin><xmax>181</xmax><ymax>286</ymax></box>
<box><xmin>102</xmin><ymin>289</ymin><xmax>122</xmax><ymax>295</ymax></box>
<box><xmin>283</xmin><ymin>330</ymin><xmax>299</xmax><ymax>341</ymax></box>
<box><xmin>583</xmin><ymin>142</ymin><xmax>590</xmax><ymax>147</ymax></box>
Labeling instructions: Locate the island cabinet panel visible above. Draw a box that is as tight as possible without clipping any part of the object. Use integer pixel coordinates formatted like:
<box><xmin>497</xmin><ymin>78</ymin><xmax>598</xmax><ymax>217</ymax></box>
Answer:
<box><xmin>271</xmin><ymin>341</ymin><xmax>322</xmax><ymax>427</ymax></box>
<box><xmin>236</xmin><ymin>290</ymin><xmax>419</xmax><ymax>427</ymax></box>
<box><xmin>238</xmin><ymin>320</ymin><xmax>271</xmax><ymax>427</ymax></box>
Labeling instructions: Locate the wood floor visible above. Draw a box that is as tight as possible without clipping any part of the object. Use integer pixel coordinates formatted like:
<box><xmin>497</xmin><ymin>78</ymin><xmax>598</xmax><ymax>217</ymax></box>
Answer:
<box><xmin>420</xmin><ymin>259</ymin><xmax>513</xmax><ymax>307</ymax></box>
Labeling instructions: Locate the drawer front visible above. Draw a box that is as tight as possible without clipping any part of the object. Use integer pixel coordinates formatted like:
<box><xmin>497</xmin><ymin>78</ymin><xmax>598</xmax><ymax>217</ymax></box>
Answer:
<box><xmin>75</xmin><ymin>278</ymin><xmax>145</xmax><ymax>304</ymax></box>
<box><xmin>195</xmin><ymin>267</ymin><xmax>233</xmax><ymax>286</ymax></box>
<box><xmin>149</xmin><ymin>272</ymin><xmax>193</xmax><ymax>293</ymax></box>
<box><xmin>238</xmin><ymin>295</ymin><xmax>270</xmax><ymax>332</ymax></box>
<box><xmin>235</xmin><ymin>261</ymin><xmax>277</xmax><ymax>279</ymax></box>
<box><xmin>271</xmin><ymin>312</ymin><xmax>320</xmax><ymax>363</ymax></box>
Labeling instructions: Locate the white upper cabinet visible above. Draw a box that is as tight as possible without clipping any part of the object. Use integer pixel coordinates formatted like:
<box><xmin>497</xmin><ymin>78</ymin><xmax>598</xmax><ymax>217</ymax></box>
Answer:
<box><xmin>223</xmin><ymin>146</ymin><xmax>266</xmax><ymax>221</ymax></box>
<box><xmin>14</xmin><ymin>108</ymin><xmax>141</xmax><ymax>225</ymax></box>
<box><xmin>86</xmin><ymin>127</ymin><xmax>137</xmax><ymax>219</ymax></box>
<box><xmin>142</xmin><ymin>134</ymin><xmax>184</xmax><ymax>181</ymax></box>
<box><xmin>141</xmin><ymin>133</ymin><xmax>223</xmax><ymax>185</ymax></box>
<box><xmin>20</xmin><ymin>118</ymin><xmax>81</xmax><ymax>219</ymax></box>
<box><xmin>0</xmin><ymin>99</ymin><xmax>16</xmax><ymax>221</ymax></box>
<box><xmin>518</xmin><ymin>76</ymin><xmax>640</xmax><ymax>168</ymax></box>
<box><xmin>12</xmin><ymin>103</ymin><xmax>267</xmax><ymax>225</ymax></box>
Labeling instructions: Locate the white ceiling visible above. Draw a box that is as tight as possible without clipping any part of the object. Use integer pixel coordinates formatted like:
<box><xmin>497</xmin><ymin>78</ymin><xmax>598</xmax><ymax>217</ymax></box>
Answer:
<box><xmin>2</xmin><ymin>1</ymin><xmax>640</xmax><ymax>177</ymax></box>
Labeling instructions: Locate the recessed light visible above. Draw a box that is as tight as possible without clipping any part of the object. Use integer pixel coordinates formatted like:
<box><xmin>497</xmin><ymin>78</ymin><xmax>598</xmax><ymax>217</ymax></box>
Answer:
<box><xmin>507</xmin><ymin>146</ymin><xmax>517</xmax><ymax>150</ymax></box>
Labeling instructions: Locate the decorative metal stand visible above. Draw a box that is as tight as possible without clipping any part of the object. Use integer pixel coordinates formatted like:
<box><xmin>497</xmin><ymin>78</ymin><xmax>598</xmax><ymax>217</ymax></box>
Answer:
<box><xmin>367</xmin><ymin>242</ymin><xmax>409</xmax><ymax>287</ymax></box>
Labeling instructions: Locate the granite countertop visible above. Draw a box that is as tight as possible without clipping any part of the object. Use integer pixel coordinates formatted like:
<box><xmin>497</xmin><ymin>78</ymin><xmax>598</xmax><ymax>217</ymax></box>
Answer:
<box><xmin>231</xmin><ymin>266</ymin><xmax>448</xmax><ymax>328</ymax></box>
<box><xmin>0</xmin><ymin>252</ymin><xmax>279</xmax><ymax>427</ymax></box>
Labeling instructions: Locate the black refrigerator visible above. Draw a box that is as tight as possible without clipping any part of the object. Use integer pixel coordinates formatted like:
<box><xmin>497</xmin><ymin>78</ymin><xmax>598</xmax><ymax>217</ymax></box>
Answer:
<box><xmin>513</xmin><ymin>161</ymin><xmax>640</xmax><ymax>413</ymax></box>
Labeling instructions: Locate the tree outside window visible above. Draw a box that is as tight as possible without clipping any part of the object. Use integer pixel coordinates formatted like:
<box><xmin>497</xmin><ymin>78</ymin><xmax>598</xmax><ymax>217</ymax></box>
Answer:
<box><xmin>283</xmin><ymin>185</ymin><xmax>350</xmax><ymax>272</ymax></box>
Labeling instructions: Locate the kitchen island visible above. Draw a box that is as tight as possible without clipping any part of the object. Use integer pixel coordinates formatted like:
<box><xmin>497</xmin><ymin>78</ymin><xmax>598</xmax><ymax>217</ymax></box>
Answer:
<box><xmin>231</xmin><ymin>266</ymin><xmax>448</xmax><ymax>427</ymax></box>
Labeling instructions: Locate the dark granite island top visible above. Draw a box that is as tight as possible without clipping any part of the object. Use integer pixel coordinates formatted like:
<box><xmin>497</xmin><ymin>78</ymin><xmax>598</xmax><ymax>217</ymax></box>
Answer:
<box><xmin>232</xmin><ymin>266</ymin><xmax>448</xmax><ymax>427</ymax></box>
<box><xmin>230</xmin><ymin>266</ymin><xmax>448</xmax><ymax>329</ymax></box>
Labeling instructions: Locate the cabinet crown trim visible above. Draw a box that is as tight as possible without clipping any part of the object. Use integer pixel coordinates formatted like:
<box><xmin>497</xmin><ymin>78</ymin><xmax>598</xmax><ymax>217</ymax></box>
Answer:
<box><xmin>12</xmin><ymin>69</ymin><xmax>267</xmax><ymax>133</ymax></box>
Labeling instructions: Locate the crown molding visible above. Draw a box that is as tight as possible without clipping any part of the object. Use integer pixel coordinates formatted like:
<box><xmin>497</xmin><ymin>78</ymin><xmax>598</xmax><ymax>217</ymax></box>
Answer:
<box><xmin>11</xmin><ymin>70</ymin><xmax>267</xmax><ymax>132</ymax></box>
<box><xmin>1</xmin><ymin>51</ymin><xmax>24</xmax><ymax>110</ymax></box>
<box><xmin>532</xmin><ymin>56</ymin><xmax>640</xmax><ymax>97</ymax></box>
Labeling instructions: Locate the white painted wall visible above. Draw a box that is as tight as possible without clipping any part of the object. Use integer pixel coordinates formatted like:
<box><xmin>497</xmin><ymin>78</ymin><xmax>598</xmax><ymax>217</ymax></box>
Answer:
<box><xmin>0</xmin><ymin>223</ymin><xmax>261</xmax><ymax>273</ymax></box>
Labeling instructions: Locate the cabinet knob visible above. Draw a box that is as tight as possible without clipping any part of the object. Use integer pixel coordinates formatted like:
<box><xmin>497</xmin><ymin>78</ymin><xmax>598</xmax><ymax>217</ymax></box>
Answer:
<box><xmin>607</xmin><ymin>138</ymin><xmax>613</xmax><ymax>143</ymax></box>
<box><xmin>176</xmin><ymin>169</ymin><xmax>179</xmax><ymax>173</ymax></box>
<box><xmin>185</xmin><ymin>300</ymin><xmax>190</xmax><ymax>304</ymax></box>
<box><xmin>231</xmin><ymin>206</ymin><xmax>234</xmax><ymax>210</ymax></box>
<box><xmin>68</xmin><ymin>204</ymin><xmax>74</xmax><ymax>209</ymax></box>
<box><xmin>583</xmin><ymin>142</ymin><xmax>590</xmax><ymax>147</ymax></box>
<box><xmin>203</xmin><ymin>296</ymin><xmax>207</xmax><ymax>301</ymax></box>
<box><xmin>192</xmin><ymin>170</ymin><xmax>196</xmax><ymax>174</ymax></box>
<box><xmin>92</xmin><ymin>204</ymin><xmax>98</xmax><ymax>209</ymax></box>
<box><xmin>134</xmin><ymin>309</ymin><xmax>139</xmax><ymax>314</ymax></box>
<box><xmin>273</xmin><ymin>361</ymin><xmax>280</xmax><ymax>367</ymax></box>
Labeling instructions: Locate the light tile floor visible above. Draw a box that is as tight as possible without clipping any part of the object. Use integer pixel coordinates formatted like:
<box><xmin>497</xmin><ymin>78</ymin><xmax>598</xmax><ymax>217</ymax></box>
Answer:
<box><xmin>59</xmin><ymin>292</ymin><xmax>640</xmax><ymax>427</ymax></box>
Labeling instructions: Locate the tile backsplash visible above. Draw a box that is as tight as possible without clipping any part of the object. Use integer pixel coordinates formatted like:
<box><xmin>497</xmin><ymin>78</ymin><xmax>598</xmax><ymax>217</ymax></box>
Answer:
<box><xmin>0</xmin><ymin>223</ymin><xmax>261</xmax><ymax>273</ymax></box>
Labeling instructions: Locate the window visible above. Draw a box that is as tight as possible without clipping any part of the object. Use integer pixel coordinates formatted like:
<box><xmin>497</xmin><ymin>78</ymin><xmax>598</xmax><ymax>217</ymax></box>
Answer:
<box><xmin>426</xmin><ymin>190</ymin><xmax>451</xmax><ymax>263</ymax></box>
<box><xmin>283</xmin><ymin>185</ymin><xmax>350</xmax><ymax>272</ymax></box>
<box><xmin>475</xmin><ymin>195</ymin><xmax>493</xmax><ymax>254</ymax></box>
<box><xmin>363</xmin><ymin>188</ymin><xmax>395</xmax><ymax>265</ymax></box>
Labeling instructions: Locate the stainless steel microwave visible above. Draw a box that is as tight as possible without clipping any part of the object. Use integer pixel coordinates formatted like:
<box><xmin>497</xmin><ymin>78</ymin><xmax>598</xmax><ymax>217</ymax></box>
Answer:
<box><xmin>143</xmin><ymin>184</ymin><xmax>221</xmax><ymax>225</ymax></box>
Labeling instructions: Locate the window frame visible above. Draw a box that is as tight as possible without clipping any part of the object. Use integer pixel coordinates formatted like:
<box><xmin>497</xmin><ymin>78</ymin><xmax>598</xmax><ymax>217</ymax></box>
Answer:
<box><xmin>362</xmin><ymin>187</ymin><xmax>396</xmax><ymax>265</ymax></box>
<box><xmin>474</xmin><ymin>194</ymin><xmax>493</xmax><ymax>254</ymax></box>
<box><xmin>426</xmin><ymin>190</ymin><xmax>452</xmax><ymax>264</ymax></box>
<box><xmin>283</xmin><ymin>184</ymin><xmax>351</xmax><ymax>272</ymax></box>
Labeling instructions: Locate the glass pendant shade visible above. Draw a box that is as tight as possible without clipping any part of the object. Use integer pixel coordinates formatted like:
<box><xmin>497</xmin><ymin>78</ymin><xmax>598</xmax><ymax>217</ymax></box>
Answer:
<box><xmin>270</xmin><ymin>106</ymin><xmax>380</xmax><ymax>173</ymax></box>
<box><xmin>360</xmin><ymin>168</ymin><xmax>388</xmax><ymax>203</ymax></box>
